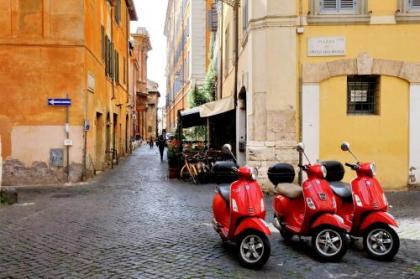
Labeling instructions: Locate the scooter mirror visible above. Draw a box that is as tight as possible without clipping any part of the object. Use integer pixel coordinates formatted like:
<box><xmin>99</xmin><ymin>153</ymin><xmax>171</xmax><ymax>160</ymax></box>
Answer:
<box><xmin>341</xmin><ymin>142</ymin><xmax>350</xmax><ymax>152</ymax></box>
<box><xmin>296</xmin><ymin>142</ymin><xmax>305</xmax><ymax>153</ymax></box>
<box><xmin>222</xmin><ymin>144</ymin><xmax>232</xmax><ymax>153</ymax></box>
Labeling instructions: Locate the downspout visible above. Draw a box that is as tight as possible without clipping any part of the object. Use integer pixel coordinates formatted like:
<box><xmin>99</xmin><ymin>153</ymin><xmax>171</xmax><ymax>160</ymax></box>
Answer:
<box><xmin>233</xmin><ymin>3</ymin><xmax>239</xmax><ymax>154</ymax></box>
<box><xmin>126</xmin><ymin>5</ymin><xmax>130</xmax><ymax>153</ymax></box>
<box><xmin>219</xmin><ymin>3</ymin><xmax>224</xmax><ymax>99</ymax></box>
<box><xmin>233</xmin><ymin>4</ymin><xmax>239</xmax><ymax>108</ymax></box>
<box><xmin>298</xmin><ymin>0</ymin><xmax>304</xmax><ymax>185</ymax></box>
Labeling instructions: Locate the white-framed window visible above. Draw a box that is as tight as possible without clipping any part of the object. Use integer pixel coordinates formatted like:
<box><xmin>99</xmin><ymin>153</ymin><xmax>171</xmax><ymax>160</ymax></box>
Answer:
<box><xmin>320</xmin><ymin>0</ymin><xmax>356</xmax><ymax>14</ymax></box>
<box><xmin>410</xmin><ymin>0</ymin><xmax>420</xmax><ymax>9</ymax></box>
<box><xmin>396</xmin><ymin>0</ymin><xmax>420</xmax><ymax>22</ymax></box>
<box><xmin>308</xmin><ymin>0</ymin><xmax>368</xmax><ymax>24</ymax></box>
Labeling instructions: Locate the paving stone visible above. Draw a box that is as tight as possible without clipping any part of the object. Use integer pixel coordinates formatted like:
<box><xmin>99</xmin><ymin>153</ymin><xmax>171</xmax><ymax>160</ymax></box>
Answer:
<box><xmin>0</xmin><ymin>146</ymin><xmax>419</xmax><ymax>278</ymax></box>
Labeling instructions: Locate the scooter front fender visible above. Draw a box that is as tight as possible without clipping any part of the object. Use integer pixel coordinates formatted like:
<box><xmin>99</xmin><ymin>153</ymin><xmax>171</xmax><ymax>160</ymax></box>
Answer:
<box><xmin>232</xmin><ymin>217</ymin><xmax>271</xmax><ymax>239</ymax></box>
<box><xmin>311</xmin><ymin>213</ymin><xmax>351</xmax><ymax>232</ymax></box>
<box><xmin>359</xmin><ymin>211</ymin><xmax>398</xmax><ymax>232</ymax></box>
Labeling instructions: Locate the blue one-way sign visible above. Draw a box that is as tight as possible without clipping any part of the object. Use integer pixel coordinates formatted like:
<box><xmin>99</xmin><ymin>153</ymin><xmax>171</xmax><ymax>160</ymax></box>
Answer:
<box><xmin>48</xmin><ymin>98</ymin><xmax>71</xmax><ymax>106</ymax></box>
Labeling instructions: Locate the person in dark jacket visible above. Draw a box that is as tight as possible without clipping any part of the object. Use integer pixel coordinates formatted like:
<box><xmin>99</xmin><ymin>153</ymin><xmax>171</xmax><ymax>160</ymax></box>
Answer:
<box><xmin>157</xmin><ymin>134</ymin><xmax>166</xmax><ymax>162</ymax></box>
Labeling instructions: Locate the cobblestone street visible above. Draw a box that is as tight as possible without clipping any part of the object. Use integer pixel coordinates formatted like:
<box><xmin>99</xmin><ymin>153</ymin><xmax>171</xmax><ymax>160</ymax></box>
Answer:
<box><xmin>1</xmin><ymin>147</ymin><xmax>419</xmax><ymax>278</ymax></box>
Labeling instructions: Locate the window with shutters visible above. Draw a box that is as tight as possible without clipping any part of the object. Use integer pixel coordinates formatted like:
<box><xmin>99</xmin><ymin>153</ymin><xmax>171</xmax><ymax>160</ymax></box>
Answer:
<box><xmin>115</xmin><ymin>0</ymin><xmax>121</xmax><ymax>25</ymax></box>
<box><xmin>410</xmin><ymin>0</ymin><xmax>420</xmax><ymax>9</ymax></box>
<box><xmin>396</xmin><ymin>0</ymin><xmax>420</xmax><ymax>22</ymax></box>
<box><xmin>321</xmin><ymin>0</ymin><xmax>356</xmax><ymax>13</ymax></box>
<box><xmin>309</xmin><ymin>0</ymin><xmax>368</xmax><ymax>24</ymax></box>
<box><xmin>101</xmin><ymin>26</ymin><xmax>105</xmax><ymax>62</ymax></box>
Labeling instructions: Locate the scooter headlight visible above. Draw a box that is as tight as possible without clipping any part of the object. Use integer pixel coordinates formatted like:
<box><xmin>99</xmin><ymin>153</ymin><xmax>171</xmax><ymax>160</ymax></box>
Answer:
<box><xmin>321</xmin><ymin>165</ymin><xmax>328</xmax><ymax>178</ymax></box>
<box><xmin>251</xmin><ymin>167</ymin><xmax>259</xmax><ymax>181</ymax></box>
<box><xmin>370</xmin><ymin>163</ymin><xmax>376</xmax><ymax>176</ymax></box>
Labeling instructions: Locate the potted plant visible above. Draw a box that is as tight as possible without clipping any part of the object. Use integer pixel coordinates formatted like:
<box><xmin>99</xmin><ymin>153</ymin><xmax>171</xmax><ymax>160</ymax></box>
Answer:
<box><xmin>167</xmin><ymin>138</ymin><xmax>181</xmax><ymax>178</ymax></box>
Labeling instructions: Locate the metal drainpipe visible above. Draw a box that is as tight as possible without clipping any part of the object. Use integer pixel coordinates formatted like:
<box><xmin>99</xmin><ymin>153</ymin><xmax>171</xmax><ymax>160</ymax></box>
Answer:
<box><xmin>298</xmin><ymin>0</ymin><xmax>304</xmax><ymax>185</ymax></box>
<box><xmin>219</xmin><ymin>3</ymin><xmax>224</xmax><ymax>100</ymax></box>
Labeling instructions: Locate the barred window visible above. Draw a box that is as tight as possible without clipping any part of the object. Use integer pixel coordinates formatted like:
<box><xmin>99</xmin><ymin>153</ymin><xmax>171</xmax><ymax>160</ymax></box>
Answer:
<box><xmin>347</xmin><ymin>76</ymin><xmax>379</xmax><ymax>115</ymax></box>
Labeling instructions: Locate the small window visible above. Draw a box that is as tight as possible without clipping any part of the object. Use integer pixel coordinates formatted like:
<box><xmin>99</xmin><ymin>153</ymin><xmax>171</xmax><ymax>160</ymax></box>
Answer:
<box><xmin>347</xmin><ymin>76</ymin><xmax>379</xmax><ymax>115</ymax></box>
<box><xmin>321</xmin><ymin>0</ymin><xmax>356</xmax><ymax>13</ymax></box>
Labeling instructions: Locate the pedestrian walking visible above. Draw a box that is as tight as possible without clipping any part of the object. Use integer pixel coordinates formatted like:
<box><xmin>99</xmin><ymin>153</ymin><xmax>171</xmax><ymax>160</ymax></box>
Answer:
<box><xmin>149</xmin><ymin>136</ymin><xmax>154</xmax><ymax>149</ymax></box>
<box><xmin>157</xmin><ymin>134</ymin><xmax>167</xmax><ymax>162</ymax></box>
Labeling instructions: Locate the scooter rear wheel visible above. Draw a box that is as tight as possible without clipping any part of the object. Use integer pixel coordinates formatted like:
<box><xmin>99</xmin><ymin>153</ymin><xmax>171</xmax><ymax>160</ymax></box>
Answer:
<box><xmin>237</xmin><ymin>230</ymin><xmax>271</xmax><ymax>269</ymax></box>
<box><xmin>312</xmin><ymin>226</ymin><xmax>348</xmax><ymax>262</ymax></box>
<box><xmin>363</xmin><ymin>224</ymin><xmax>399</xmax><ymax>261</ymax></box>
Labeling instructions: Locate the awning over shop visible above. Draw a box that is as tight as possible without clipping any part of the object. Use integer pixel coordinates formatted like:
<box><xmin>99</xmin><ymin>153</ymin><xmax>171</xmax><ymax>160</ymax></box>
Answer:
<box><xmin>180</xmin><ymin>107</ymin><xmax>206</xmax><ymax>128</ymax></box>
<box><xmin>199</xmin><ymin>96</ymin><xmax>235</xmax><ymax>118</ymax></box>
<box><xmin>179</xmin><ymin>96</ymin><xmax>235</xmax><ymax>128</ymax></box>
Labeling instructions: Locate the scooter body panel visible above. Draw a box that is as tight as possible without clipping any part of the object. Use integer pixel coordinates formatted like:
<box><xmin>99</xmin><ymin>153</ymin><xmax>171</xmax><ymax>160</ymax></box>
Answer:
<box><xmin>228</xmin><ymin>180</ymin><xmax>266</xmax><ymax>239</ymax></box>
<box><xmin>311</xmin><ymin>213</ymin><xmax>350</xmax><ymax>231</ymax></box>
<box><xmin>359</xmin><ymin>211</ymin><xmax>398</xmax><ymax>234</ymax></box>
<box><xmin>233</xmin><ymin>217</ymin><xmax>271</xmax><ymax>239</ymax></box>
<box><xmin>273</xmin><ymin>195</ymin><xmax>305</xmax><ymax>234</ymax></box>
<box><xmin>212</xmin><ymin>193</ymin><xmax>230</xmax><ymax>229</ymax></box>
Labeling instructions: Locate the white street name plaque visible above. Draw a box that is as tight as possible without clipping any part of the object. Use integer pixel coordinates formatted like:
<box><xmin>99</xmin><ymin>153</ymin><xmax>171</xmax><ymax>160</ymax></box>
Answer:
<box><xmin>308</xmin><ymin>37</ymin><xmax>346</xmax><ymax>57</ymax></box>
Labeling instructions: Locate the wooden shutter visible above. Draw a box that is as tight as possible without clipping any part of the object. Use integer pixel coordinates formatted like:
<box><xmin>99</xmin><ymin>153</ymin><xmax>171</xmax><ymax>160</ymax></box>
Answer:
<box><xmin>101</xmin><ymin>26</ymin><xmax>105</xmax><ymax>62</ymax></box>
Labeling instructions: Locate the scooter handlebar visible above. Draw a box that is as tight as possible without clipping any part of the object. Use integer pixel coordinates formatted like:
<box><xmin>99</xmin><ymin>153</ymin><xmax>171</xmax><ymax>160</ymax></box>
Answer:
<box><xmin>345</xmin><ymin>162</ymin><xmax>358</xmax><ymax>170</ymax></box>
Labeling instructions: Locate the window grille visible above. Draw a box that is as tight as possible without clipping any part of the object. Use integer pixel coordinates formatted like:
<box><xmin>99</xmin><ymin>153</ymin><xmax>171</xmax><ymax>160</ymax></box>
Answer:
<box><xmin>347</xmin><ymin>75</ymin><xmax>379</xmax><ymax>115</ymax></box>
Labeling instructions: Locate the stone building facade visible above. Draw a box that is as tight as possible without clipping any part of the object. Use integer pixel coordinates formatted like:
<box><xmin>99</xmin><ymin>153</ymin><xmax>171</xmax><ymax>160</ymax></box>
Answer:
<box><xmin>0</xmin><ymin>0</ymin><xmax>137</xmax><ymax>185</ymax></box>
<box><xmin>164</xmin><ymin>0</ymin><xmax>214</xmax><ymax>132</ymax></box>
<box><xmin>217</xmin><ymin>0</ymin><xmax>420</xmax><ymax>190</ymax></box>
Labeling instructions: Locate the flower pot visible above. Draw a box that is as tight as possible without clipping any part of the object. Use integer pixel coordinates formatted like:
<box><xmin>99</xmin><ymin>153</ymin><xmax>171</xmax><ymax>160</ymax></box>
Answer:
<box><xmin>168</xmin><ymin>167</ymin><xmax>178</xmax><ymax>179</ymax></box>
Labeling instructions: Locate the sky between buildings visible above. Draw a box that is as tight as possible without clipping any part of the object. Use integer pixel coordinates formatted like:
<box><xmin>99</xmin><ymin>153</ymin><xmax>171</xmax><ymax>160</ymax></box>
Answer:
<box><xmin>131</xmin><ymin>0</ymin><xmax>168</xmax><ymax>108</ymax></box>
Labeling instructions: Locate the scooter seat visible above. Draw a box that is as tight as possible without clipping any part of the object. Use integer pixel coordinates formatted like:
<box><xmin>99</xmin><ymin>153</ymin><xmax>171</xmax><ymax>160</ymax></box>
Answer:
<box><xmin>275</xmin><ymin>183</ymin><xmax>302</xmax><ymax>199</ymax></box>
<box><xmin>217</xmin><ymin>185</ymin><xmax>230</xmax><ymax>204</ymax></box>
<box><xmin>329</xmin><ymin>182</ymin><xmax>352</xmax><ymax>201</ymax></box>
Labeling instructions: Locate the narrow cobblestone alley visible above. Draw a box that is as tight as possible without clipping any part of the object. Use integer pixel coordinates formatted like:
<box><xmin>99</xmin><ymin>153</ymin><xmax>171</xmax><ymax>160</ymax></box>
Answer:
<box><xmin>0</xmin><ymin>147</ymin><xmax>419</xmax><ymax>278</ymax></box>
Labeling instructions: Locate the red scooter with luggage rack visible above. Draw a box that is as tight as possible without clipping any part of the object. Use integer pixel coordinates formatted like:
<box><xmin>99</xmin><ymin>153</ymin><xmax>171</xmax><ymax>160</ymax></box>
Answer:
<box><xmin>322</xmin><ymin>142</ymin><xmax>399</xmax><ymax>261</ymax></box>
<box><xmin>212</xmin><ymin>144</ymin><xmax>271</xmax><ymax>269</ymax></box>
<box><xmin>268</xmin><ymin>143</ymin><xmax>350</xmax><ymax>262</ymax></box>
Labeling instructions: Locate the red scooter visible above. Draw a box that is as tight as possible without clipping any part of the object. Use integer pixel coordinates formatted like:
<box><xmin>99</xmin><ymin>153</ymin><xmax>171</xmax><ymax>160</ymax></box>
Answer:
<box><xmin>269</xmin><ymin>143</ymin><xmax>350</xmax><ymax>262</ymax></box>
<box><xmin>212</xmin><ymin>144</ymin><xmax>271</xmax><ymax>269</ymax></box>
<box><xmin>322</xmin><ymin>142</ymin><xmax>399</xmax><ymax>261</ymax></box>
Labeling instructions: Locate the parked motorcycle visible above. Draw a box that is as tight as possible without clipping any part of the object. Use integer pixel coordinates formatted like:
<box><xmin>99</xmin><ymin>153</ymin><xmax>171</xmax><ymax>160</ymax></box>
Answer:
<box><xmin>322</xmin><ymin>142</ymin><xmax>400</xmax><ymax>261</ymax></box>
<box><xmin>268</xmin><ymin>143</ymin><xmax>350</xmax><ymax>262</ymax></box>
<box><xmin>212</xmin><ymin>144</ymin><xmax>271</xmax><ymax>269</ymax></box>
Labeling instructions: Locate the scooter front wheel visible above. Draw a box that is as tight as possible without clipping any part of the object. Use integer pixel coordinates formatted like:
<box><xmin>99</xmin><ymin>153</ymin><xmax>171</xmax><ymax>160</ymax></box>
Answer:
<box><xmin>363</xmin><ymin>224</ymin><xmax>399</xmax><ymax>261</ymax></box>
<box><xmin>312</xmin><ymin>226</ymin><xmax>348</xmax><ymax>262</ymax></box>
<box><xmin>237</xmin><ymin>230</ymin><xmax>271</xmax><ymax>269</ymax></box>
